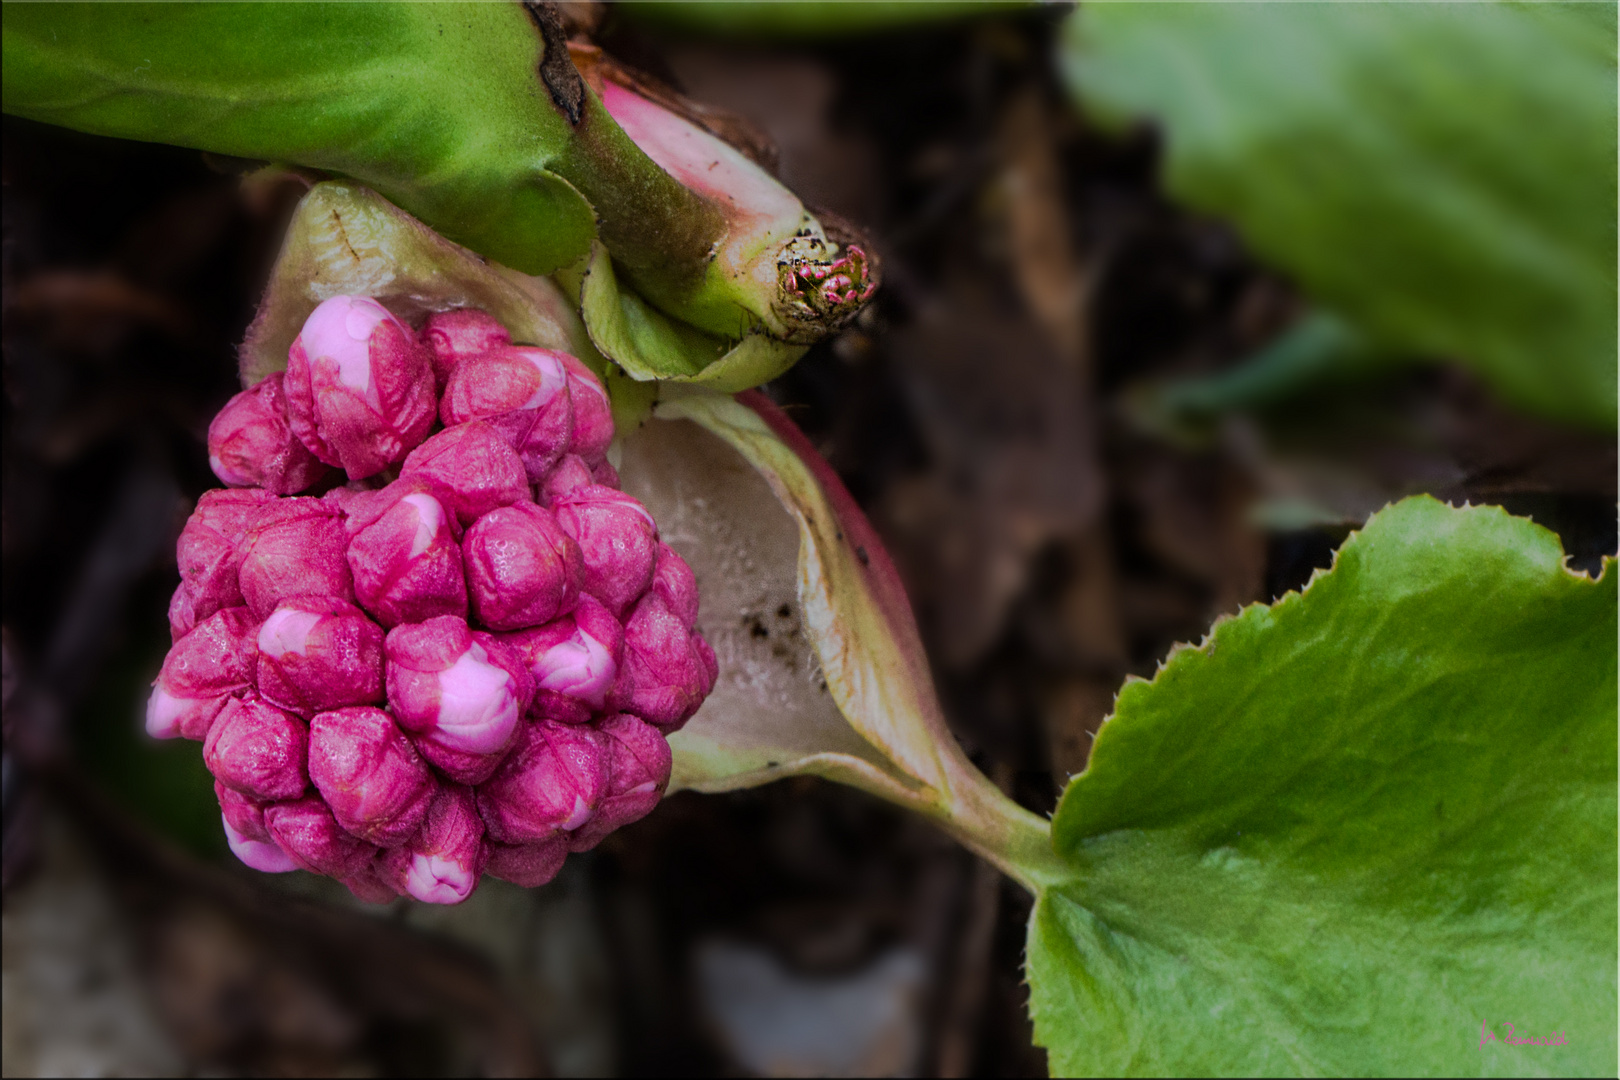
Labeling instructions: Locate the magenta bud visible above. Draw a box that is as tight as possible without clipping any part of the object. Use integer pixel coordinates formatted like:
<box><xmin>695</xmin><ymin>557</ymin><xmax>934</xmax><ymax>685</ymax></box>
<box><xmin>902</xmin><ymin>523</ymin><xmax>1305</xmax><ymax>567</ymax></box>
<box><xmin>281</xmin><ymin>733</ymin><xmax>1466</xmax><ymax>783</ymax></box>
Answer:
<box><xmin>550</xmin><ymin>486</ymin><xmax>658</xmax><ymax>617</ymax></box>
<box><xmin>263</xmin><ymin>795</ymin><xmax>379</xmax><ymax>880</ymax></box>
<box><xmin>558</xmin><ymin>354</ymin><xmax>614</xmax><ymax>465</ymax></box>
<box><xmin>236</xmin><ymin>497</ymin><xmax>354</xmax><ymax>619</ymax></box>
<box><xmin>308</xmin><ymin>706</ymin><xmax>436</xmax><ymax>846</ymax></box>
<box><xmin>215</xmin><ymin>779</ymin><xmax>270</xmax><ymax>841</ymax></box>
<box><xmin>400</xmin><ymin>421</ymin><xmax>531</xmax><ymax>528</ymax></box>
<box><xmin>208</xmin><ymin>373</ymin><xmax>331</xmax><ymax>495</ymax></box>
<box><xmin>592</xmin><ymin>459</ymin><xmax>621</xmax><ymax>488</ymax></box>
<box><xmin>255</xmin><ymin>597</ymin><xmax>384</xmax><ymax>716</ymax></box>
<box><xmin>503</xmin><ymin>595</ymin><xmax>623</xmax><ymax>714</ymax></box>
<box><xmin>650</xmin><ymin>543</ymin><xmax>700</xmax><ymax>630</ymax></box>
<box><xmin>344</xmin><ymin>481</ymin><xmax>467</xmax><ymax>628</ymax></box>
<box><xmin>285</xmin><ymin>295</ymin><xmax>437</xmax><ymax>480</ymax></box>
<box><xmin>203</xmin><ymin>695</ymin><xmax>309</xmax><ymax>802</ymax></box>
<box><xmin>463</xmin><ymin>502</ymin><xmax>582</xmax><ymax>631</ymax></box>
<box><xmin>608</xmin><ymin>592</ymin><xmax>719</xmax><ymax>730</ymax></box>
<box><xmin>170</xmin><ymin>488</ymin><xmax>277</xmax><ymax>639</ymax></box>
<box><xmin>538</xmin><ymin>455</ymin><xmax>595</xmax><ymax>505</ymax></box>
<box><xmin>441</xmin><ymin>346</ymin><xmax>574</xmax><ymax>480</ymax></box>
<box><xmin>421</xmin><ymin>308</ymin><xmax>511</xmax><ymax>390</ymax></box>
<box><xmin>484</xmin><ymin>835</ymin><xmax>568</xmax><ymax>889</ymax></box>
<box><xmin>383</xmin><ymin>784</ymin><xmax>489</xmax><ymax>904</ymax></box>
<box><xmin>385</xmin><ymin>616</ymin><xmax>530</xmax><ymax>784</ymax></box>
<box><xmin>147</xmin><ymin>606</ymin><xmax>258</xmax><ymax>741</ymax></box>
<box><xmin>476</xmin><ymin>720</ymin><xmax>608</xmax><ymax>844</ymax></box>
<box><xmin>222</xmin><ymin>814</ymin><xmax>299</xmax><ymax>873</ymax></box>
<box><xmin>567</xmin><ymin>713</ymin><xmax>672</xmax><ymax>852</ymax></box>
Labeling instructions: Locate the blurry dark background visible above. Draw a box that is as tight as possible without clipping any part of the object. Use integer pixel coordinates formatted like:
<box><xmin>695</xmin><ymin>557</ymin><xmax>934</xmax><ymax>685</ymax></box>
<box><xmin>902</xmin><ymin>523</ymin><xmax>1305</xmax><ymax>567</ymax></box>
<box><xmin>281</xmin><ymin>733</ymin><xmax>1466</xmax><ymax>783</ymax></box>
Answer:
<box><xmin>3</xmin><ymin>6</ymin><xmax>1613</xmax><ymax>1076</ymax></box>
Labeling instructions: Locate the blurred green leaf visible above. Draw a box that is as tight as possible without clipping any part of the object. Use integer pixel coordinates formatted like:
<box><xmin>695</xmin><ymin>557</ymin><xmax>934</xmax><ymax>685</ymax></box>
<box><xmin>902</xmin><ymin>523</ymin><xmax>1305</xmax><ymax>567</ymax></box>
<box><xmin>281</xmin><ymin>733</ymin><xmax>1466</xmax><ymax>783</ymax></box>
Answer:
<box><xmin>1026</xmin><ymin>497</ymin><xmax>1616</xmax><ymax>1074</ymax></box>
<box><xmin>1061</xmin><ymin>2</ymin><xmax>1617</xmax><ymax>429</ymax></box>
<box><xmin>619</xmin><ymin>1</ymin><xmax>1033</xmax><ymax>38</ymax></box>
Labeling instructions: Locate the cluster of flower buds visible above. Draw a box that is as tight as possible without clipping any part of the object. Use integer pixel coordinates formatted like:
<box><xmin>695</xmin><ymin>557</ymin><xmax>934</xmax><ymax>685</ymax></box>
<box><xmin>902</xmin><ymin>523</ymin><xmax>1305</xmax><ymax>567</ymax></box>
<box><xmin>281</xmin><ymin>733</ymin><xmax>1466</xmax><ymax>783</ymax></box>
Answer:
<box><xmin>155</xmin><ymin>296</ymin><xmax>716</xmax><ymax>904</ymax></box>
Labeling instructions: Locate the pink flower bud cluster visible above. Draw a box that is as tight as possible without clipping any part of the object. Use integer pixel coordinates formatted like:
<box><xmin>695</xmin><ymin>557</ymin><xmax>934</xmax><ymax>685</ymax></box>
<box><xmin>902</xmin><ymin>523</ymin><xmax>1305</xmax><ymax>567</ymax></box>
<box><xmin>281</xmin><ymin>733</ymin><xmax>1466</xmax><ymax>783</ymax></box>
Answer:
<box><xmin>154</xmin><ymin>297</ymin><xmax>715</xmax><ymax>904</ymax></box>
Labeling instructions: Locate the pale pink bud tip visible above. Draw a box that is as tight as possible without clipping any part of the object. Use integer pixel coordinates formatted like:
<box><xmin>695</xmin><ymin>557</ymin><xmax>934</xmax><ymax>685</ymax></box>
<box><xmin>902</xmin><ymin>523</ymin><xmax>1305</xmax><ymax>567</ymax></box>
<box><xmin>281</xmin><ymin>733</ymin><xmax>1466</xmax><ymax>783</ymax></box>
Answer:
<box><xmin>223</xmin><ymin>815</ymin><xmax>298</xmax><ymax>873</ymax></box>
<box><xmin>285</xmin><ymin>295</ymin><xmax>436</xmax><ymax>480</ymax></box>
<box><xmin>309</xmin><ymin>706</ymin><xmax>436</xmax><ymax>846</ymax></box>
<box><xmin>422</xmin><ymin>308</ymin><xmax>511</xmax><ymax>390</ymax></box>
<box><xmin>505</xmin><ymin>596</ymin><xmax>623</xmax><ymax>715</ymax></box>
<box><xmin>390</xmin><ymin>785</ymin><xmax>487</xmax><ymax>904</ymax></box>
<box><xmin>208</xmin><ymin>373</ymin><xmax>330</xmax><ymax>494</ymax></box>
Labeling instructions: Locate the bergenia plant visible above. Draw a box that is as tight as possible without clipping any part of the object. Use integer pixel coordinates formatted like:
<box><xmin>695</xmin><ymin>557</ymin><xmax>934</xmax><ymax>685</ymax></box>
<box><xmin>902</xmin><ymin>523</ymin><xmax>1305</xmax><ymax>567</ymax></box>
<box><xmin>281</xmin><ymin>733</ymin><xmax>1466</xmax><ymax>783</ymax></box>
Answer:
<box><xmin>4</xmin><ymin>5</ymin><xmax>1613</xmax><ymax>1075</ymax></box>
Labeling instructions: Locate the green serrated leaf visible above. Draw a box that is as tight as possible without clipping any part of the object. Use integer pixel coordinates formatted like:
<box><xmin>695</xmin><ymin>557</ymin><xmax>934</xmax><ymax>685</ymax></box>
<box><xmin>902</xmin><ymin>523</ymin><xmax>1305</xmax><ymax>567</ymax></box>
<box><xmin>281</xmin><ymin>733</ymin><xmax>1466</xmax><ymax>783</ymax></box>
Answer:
<box><xmin>1061</xmin><ymin>2</ymin><xmax>1617</xmax><ymax>429</ymax></box>
<box><xmin>1028</xmin><ymin>497</ymin><xmax>1616</xmax><ymax>1076</ymax></box>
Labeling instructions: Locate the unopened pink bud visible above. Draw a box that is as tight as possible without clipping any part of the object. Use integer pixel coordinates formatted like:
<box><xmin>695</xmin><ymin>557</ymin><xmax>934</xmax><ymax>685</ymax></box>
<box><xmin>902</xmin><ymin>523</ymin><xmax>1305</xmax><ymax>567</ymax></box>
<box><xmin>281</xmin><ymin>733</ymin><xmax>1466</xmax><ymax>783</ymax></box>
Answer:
<box><xmin>285</xmin><ymin>295</ymin><xmax>436</xmax><ymax>480</ymax></box>
<box><xmin>463</xmin><ymin>503</ymin><xmax>582</xmax><ymax>631</ymax></box>
<box><xmin>567</xmin><ymin>713</ymin><xmax>671</xmax><ymax>852</ymax></box>
<box><xmin>256</xmin><ymin>597</ymin><xmax>384</xmax><ymax>716</ymax></box>
<box><xmin>550</xmin><ymin>486</ymin><xmax>658</xmax><ymax>617</ymax></box>
<box><xmin>208</xmin><ymin>373</ymin><xmax>330</xmax><ymax>495</ymax></box>
<box><xmin>476</xmin><ymin>719</ymin><xmax>607</xmax><ymax>844</ymax></box>
<box><xmin>650</xmin><ymin>543</ymin><xmax>700</xmax><ymax>630</ymax></box>
<box><xmin>385</xmin><ymin>616</ymin><xmax>530</xmax><ymax>784</ymax></box>
<box><xmin>147</xmin><ymin>606</ymin><xmax>258</xmax><ymax>741</ymax></box>
<box><xmin>421</xmin><ymin>308</ymin><xmax>511</xmax><ymax>390</ymax></box>
<box><xmin>591</xmin><ymin>459</ymin><xmax>620</xmax><ymax>488</ymax></box>
<box><xmin>383</xmin><ymin>784</ymin><xmax>488</xmax><ymax>904</ymax></box>
<box><xmin>236</xmin><ymin>497</ymin><xmax>353</xmax><ymax>619</ymax></box>
<box><xmin>263</xmin><ymin>794</ymin><xmax>379</xmax><ymax>880</ymax></box>
<box><xmin>608</xmin><ymin>592</ymin><xmax>719</xmax><ymax>730</ymax></box>
<box><xmin>170</xmin><ymin>488</ymin><xmax>277</xmax><ymax>639</ymax></box>
<box><xmin>538</xmin><ymin>455</ymin><xmax>594</xmax><ymax>505</ymax></box>
<box><xmin>308</xmin><ymin>706</ymin><xmax>436</xmax><ymax>846</ymax></box>
<box><xmin>484</xmin><ymin>835</ymin><xmax>568</xmax><ymax>888</ymax></box>
<box><xmin>558</xmin><ymin>354</ymin><xmax>614</xmax><ymax>465</ymax></box>
<box><xmin>400</xmin><ymin>421</ymin><xmax>530</xmax><ymax>528</ymax></box>
<box><xmin>441</xmin><ymin>346</ymin><xmax>574</xmax><ymax>480</ymax></box>
<box><xmin>203</xmin><ymin>695</ymin><xmax>309</xmax><ymax>801</ymax></box>
<box><xmin>344</xmin><ymin>481</ymin><xmax>466</xmax><ymax>628</ymax></box>
<box><xmin>503</xmin><ymin>595</ymin><xmax>623</xmax><ymax>717</ymax></box>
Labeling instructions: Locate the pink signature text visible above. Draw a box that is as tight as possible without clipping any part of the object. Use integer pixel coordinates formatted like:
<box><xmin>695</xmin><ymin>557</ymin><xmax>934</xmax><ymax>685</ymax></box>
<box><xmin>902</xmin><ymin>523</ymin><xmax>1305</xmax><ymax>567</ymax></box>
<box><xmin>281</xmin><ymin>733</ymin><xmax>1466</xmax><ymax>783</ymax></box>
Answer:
<box><xmin>1480</xmin><ymin>1020</ymin><xmax>1569</xmax><ymax>1050</ymax></box>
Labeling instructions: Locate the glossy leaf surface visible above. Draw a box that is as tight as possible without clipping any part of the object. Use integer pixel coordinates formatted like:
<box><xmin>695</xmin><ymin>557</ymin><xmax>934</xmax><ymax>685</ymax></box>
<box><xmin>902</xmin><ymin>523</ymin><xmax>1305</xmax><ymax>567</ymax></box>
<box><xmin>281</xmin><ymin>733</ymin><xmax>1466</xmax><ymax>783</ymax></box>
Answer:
<box><xmin>1061</xmin><ymin>3</ymin><xmax>1617</xmax><ymax>428</ymax></box>
<box><xmin>1028</xmin><ymin>497</ymin><xmax>1617</xmax><ymax>1075</ymax></box>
